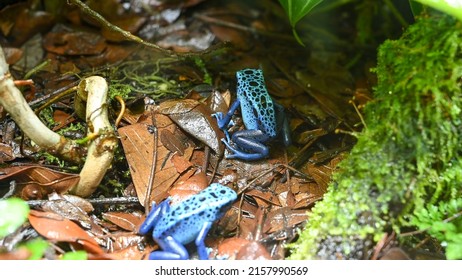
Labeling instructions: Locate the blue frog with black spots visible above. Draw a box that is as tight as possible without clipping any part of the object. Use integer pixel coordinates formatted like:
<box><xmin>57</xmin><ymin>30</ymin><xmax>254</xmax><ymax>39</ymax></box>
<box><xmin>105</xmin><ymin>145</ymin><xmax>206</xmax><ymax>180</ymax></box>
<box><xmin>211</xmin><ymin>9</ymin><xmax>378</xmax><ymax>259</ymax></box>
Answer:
<box><xmin>139</xmin><ymin>183</ymin><xmax>237</xmax><ymax>260</ymax></box>
<box><xmin>215</xmin><ymin>68</ymin><xmax>291</xmax><ymax>161</ymax></box>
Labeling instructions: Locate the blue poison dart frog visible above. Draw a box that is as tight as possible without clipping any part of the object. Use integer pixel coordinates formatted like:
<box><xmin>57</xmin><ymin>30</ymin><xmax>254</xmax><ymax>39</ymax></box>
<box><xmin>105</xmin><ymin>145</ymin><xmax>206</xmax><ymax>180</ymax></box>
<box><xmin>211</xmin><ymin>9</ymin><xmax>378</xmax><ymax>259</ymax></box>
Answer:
<box><xmin>139</xmin><ymin>183</ymin><xmax>237</xmax><ymax>260</ymax></box>
<box><xmin>214</xmin><ymin>68</ymin><xmax>291</xmax><ymax>161</ymax></box>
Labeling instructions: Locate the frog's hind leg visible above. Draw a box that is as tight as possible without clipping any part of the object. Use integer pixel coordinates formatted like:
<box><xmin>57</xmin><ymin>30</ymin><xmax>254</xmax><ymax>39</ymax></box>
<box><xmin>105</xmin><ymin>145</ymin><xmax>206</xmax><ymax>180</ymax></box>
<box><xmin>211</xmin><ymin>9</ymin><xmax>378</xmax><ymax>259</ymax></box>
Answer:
<box><xmin>223</xmin><ymin>130</ymin><xmax>270</xmax><ymax>161</ymax></box>
<box><xmin>274</xmin><ymin>102</ymin><xmax>291</xmax><ymax>146</ymax></box>
<box><xmin>150</xmin><ymin>236</ymin><xmax>189</xmax><ymax>260</ymax></box>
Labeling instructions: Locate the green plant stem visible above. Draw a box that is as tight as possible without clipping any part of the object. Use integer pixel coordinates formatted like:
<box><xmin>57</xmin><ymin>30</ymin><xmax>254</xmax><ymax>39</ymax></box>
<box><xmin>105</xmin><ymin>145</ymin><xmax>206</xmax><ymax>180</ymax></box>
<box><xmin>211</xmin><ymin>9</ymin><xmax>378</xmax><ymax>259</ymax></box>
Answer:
<box><xmin>383</xmin><ymin>0</ymin><xmax>409</xmax><ymax>27</ymax></box>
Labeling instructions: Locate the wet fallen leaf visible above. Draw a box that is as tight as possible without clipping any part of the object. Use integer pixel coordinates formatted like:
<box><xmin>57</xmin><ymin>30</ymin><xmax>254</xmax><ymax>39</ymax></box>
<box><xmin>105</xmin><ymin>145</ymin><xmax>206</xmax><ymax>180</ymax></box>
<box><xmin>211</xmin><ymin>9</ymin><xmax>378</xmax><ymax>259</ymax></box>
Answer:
<box><xmin>0</xmin><ymin>3</ymin><xmax>54</xmax><ymax>46</ymax></box>
<box><xmin>1</xmin><ymin>47</ymin><xmax>23</xmax><ymax>65</ymax></box>
<box><xmin>207</xmin><ymin>15</ymin><xmax>252</xmax><ymax>50</ymax></box>
<box><xmin>170</xmin><ymin>151</ymin><xmax>194</xmax><ymax>174</ymax></box>
<box><xmin>52</xmin><ymin>110</ymin><xmax>76</xmax><ymax>131</ymax></box>
<box><xmin>160</xmin><ymin>129</ymin><xmax>187</xmax><ymax>155</ymax></box>
<box><xmin>215</xmin><ymin>237</ymin><xmax>249</xmax><ymax>260</ymax></box>
<box><xmin>41</xmin><ymin>198</ymin><xmax>93</xmax><ymax>229</ymax></box>
<box><xmin>118</xmin><ymin>112</ymin><xmax>186</xmax><ymax>205</ymax></box>
<box><xmin>51</xmin><ymin>193</ymin><xmax>94</xmax><ymax>213</ymax></box>
<box><xmin>158</xmin><ymin>99</ymin><xmax>224</xmax><ymax>155</ymax></box>
<box><xmin>0</xmin><ymin>165</ymin><xmax>80</xmax><ymax>199</ymax></box>
<box><xmin>107</xmin><ymin>242</ymin><xmax>156</xmax><ymax>260</ymax></box>
<box><xmin>102</xmin><ymin>211</ymin><xmax>144</xmax><ymax>232</ymax></box>
<box><xmin>43</xmin><ymin>25</ymin><xmax>106</xmax><ymax>55</ymax></box>
<box><xmin>205</xmin><ymin>89</ymin><xmax>231</xmax><ymax>115</ymax></box>
<box><xmin>168</xmin><ymin>171</ymin><xmax>208</xmax><ymax>204</ymax></box>
<box><xmin>0</xmin><ymin>248</ymin><xmax>31</xmax><ymax>260</ymax></box>
<box><xmin>263</xmin><ymin>207</ymin><xmax>307</xmax><ymax>234</ymax></box>
<box><xmin>28</xmin><ymin>210</ymin><xmax>103</xmax><ymax>255</ymax></box>
<box><xmin>236</xmin><ymin>241</ymin><xmax>272</xmax><ymax>260</ymax></box>
<box><xmin>379</xmin><ymin>247</ymin><xmax>411</xmax><ymax>260</ymax></box>
<box><xmin>0</xmin><ymin>143</ymin><xmax>14</xmax><ymax>162</ymax></box>
<box><xmin>246</xmin><ymin>189</ymin><xmax>282</xmax><ymax>207</ymax></box>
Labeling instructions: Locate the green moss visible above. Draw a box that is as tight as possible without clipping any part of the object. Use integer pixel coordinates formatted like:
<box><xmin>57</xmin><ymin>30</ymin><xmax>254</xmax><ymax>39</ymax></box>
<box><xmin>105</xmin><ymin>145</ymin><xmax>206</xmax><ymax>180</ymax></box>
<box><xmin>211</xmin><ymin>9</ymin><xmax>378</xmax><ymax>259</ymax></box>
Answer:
<box><xmin>290</xmin><ymin>15</ymin><xmax>462</xmax><ymax>259</ymax></box>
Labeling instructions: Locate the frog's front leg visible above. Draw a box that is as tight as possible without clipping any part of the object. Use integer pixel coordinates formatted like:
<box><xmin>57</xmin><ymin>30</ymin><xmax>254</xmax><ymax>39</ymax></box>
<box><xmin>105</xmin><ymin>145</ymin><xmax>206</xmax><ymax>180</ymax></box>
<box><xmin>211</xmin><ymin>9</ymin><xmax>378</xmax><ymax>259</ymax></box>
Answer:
<box><xmin>214</xmin><ymin>99</ymin><xmax>241</xmax><ymax>130</ymax></box>
<box><xmin>139</xmin><ymin>199</ymin><xmax>171</xmax><ymax>235</ymax></box>
<box><xmin>150</xmin><ymin>236</ymin><xmax>189</xmax><ymax>260</ymax></box>
<box><xmin>195</xmin><ymin>221</ymin><xmax>213</xmax><ymax>260</ymax></box>
<box><xmin>223</xmin><ymin>129</ymin><xmax>270</xmax><ymax>161</ymax></box>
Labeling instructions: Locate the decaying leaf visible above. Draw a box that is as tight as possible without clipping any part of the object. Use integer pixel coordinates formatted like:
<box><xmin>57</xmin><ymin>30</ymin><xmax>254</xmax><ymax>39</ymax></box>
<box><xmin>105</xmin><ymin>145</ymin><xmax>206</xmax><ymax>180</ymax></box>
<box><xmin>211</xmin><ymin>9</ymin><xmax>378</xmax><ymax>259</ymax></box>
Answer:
<box><xmin>158</xmin><ymin>99</ymin><xmax>224</xmax><ymax>155</ymax></box>
<box><xmin>236</xmin><ymin>241</ymin><xmax>272</xmax><ymax>260</ymax></box>
<box><xmin>28</xmin><ymin>210</ymin><xmax>103</xmax><ymax>255</ymax></box>
<box><xmin>168</xmin><ymin>171</ymin><xmax>208</xmax><ymax>204</ymax></box>
<box><xmin>263</xmin><ymin>207</ymin><xmax>307</xmax><ymax>234</ymax></box>
<box><xmin>118</xmin><ymin>112</ymin><xmax>193</xmax><ymax>205</ymax></box>
<box><xmin>102</xmin><ymin>211</ymin><xmax>144</xmax><ymax>232</ymax></box>
<box><xmin>43</xmin><ymin>27</ymin><xmax>107</xmax><ymax>56</ymax></box>
<box><xmin>0</xmin><ymin>165</ymin><xmax>80</xmax><ymax>199</ymax></box>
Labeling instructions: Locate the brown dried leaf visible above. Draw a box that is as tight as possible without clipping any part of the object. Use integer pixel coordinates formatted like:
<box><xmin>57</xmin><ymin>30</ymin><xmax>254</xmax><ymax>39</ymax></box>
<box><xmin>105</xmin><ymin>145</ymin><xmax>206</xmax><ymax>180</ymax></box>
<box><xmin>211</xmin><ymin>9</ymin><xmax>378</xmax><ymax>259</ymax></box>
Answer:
<box><xmin>102</xmin><ymin>211</ymin><xmax>144</xmax><ymax>232</ymax></box>
<box><xmin>0</xmin><ymin>165</ymin><xmax>80</xmax><ymax>199</ymax></box>
<box><xmin>160</xmin><ymin>129</ymin><xmax>187</xmax><ymax>155</ymax></box>
<box><xmin>263</xmin><ymin>207</ymin><xmax>307</xmax><ymax>234</ymax></box>
<box><xmin>118</xmin><ymin>113</ymin><xmax>181</xmax><ymax>205</ymax></box>
<box><xmin>0</xmin><ymin>248</ymin><xmax>31</xmax><ymax>260</ymax></box>
<box><xmin>52</xmin><ymin>110</ymin><xmax>76</xmax><ymax>131</ymax></box>
<box><xmin>246</xmin><ymin>189</ymin><xmax>282</xmax><ymax>207</ymax></box>
<box><xmin>107</xmin><ymin>243</ymin><xmax>156</xmax><ymax>260</ymax></box>
<box><xmin>56</xmin><ymin>194</ymin><xmax>94</xmax><ymax>213</ymax></box>
<box><xmin>43</xmin><ymin>28</ymin><xmax>106</xmax><ymax>56</ymax></box>
<box><xmin>41</xmin><ymin>198</ymin><xmax>93</xmax><ymax>229</ymax></box>
<box><xmin>0</xmin><ymin>143</ymin><xmax>15</xmax><ymax>162</ymax></box>
<box><xmin>168</xmin><ymin>171</ymin><xmax>208</xmax><ymax>204</ymax></box>
<box><xmin>215</xmin><ymin>237</ymin><xmax>249</xmax><ymax>260</ymax></box>
<box><xmin>159</xmin><ymin>99</ymin><xmax>224</xmax><ymax>155</ymax></box>
<box><xmin>1</xmin><ymin>4</ymin><xmax>54</xmax><ymax>46</ymax></box>
<box><xmin>236</xmin><ymin>241</ymin><xmax>272</xmax><ymax>260</ymax></box>
<box><xmin>28</xmin><ymin>210</ymin><xmax>103</xmax><ymax>255</ymax></box>
<box><xmin>170</xmin><ymin>151</ymin><xmax>193</xmax><ymax>174</ymax></box>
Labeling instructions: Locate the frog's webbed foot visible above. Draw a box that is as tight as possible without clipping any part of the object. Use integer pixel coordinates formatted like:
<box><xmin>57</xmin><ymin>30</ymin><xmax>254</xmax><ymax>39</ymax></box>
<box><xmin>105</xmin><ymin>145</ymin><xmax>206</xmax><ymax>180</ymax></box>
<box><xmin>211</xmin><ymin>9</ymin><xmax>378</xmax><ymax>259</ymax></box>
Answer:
<box><xmin>212</xmin><ymin>112</ymin><xmax>233</xmax><ymax>142</ymax></box>
<box><xmin>150</xmin><ymin>236</ymin><xmax>189</xmax><ymax>260</ymax></box>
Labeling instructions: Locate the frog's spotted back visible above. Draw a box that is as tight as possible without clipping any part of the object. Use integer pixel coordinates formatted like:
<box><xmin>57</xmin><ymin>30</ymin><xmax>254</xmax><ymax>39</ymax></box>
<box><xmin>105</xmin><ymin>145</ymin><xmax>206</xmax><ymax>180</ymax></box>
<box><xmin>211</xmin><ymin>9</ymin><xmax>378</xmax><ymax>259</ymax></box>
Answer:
<box><xmin>236</xmin><ymin>69</ymin><xmax>277</xmax><ymax>137</ymax></box>
<box><xmin>153</xmin><ymin>183</ymin><xmax>237</xmax><ymax>244</ymax></box>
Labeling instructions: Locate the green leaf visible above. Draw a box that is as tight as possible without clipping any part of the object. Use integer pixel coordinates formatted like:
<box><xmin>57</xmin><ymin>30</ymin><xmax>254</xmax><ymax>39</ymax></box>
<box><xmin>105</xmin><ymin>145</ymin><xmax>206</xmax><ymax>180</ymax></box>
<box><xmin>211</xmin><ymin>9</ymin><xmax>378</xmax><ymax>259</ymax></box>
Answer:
<box><xmin>413</xmin><ymin>0</ymin><xmax>462</xmax><ymax>21</ymax></box>
<box><xmin>61</xmin><ymin>251</ymin><xmax>88</xmax><ymax>260</ymax></box>
<box><xmin>21</xmin><ymin>238</ymin><xmax>49</xmax><ymax>260</ymax></box>
<box><xmin>278</xmin><ymin>0</ymin><xmax>324</xmax><ymax>46</ymax></box>
<box><xmin>409</xmin><ymin>1</ymin><xmax>424</xmax><ymax>17</ymax></box>
<box><xmin>278</xmin><ymin>0</ymin><xmax>324</xmax><ymax>27</ymax></box>
<box><xmin>0</xmin><ymin>198</ymin><xmax>30</xmax><ymax>238</ymax></box>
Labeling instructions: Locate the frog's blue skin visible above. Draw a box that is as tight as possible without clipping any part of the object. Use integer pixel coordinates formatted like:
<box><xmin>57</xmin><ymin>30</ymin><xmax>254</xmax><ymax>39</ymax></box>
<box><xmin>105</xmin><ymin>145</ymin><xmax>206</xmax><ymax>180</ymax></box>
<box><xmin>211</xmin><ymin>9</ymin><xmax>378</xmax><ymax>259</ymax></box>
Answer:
<box><xmin>139</xmin><ymin>183</ymin><xmax>237</xmax><ymax>260</ymax></box>
<box><xmin>215</xmin><ymin>69</ymin><xmax>291</xmax><ymax>161</ymax></box>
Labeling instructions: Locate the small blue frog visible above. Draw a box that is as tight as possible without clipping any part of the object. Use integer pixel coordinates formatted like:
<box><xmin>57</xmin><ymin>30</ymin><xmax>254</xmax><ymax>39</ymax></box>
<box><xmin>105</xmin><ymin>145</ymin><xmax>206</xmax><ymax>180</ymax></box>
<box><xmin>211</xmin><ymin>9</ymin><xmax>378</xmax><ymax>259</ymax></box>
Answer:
<box><xmin>139</xmin><ymin>183</ymin><xmax>237</xmax><ymax>260</ymax></box>
<box><xmin>215</xmin><ymin>68</ymin><xmax>291</xmax><ymax>161</ymax></box>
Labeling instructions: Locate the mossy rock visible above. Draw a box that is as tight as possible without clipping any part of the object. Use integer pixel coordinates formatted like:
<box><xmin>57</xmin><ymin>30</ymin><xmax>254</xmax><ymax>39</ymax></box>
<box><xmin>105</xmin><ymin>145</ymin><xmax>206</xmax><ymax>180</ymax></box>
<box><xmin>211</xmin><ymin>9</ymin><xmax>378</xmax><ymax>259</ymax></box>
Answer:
<box><xmin>289</xmin><ymin>14</ymin><xmax>462</xmax><ymax>259</ymax></box>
